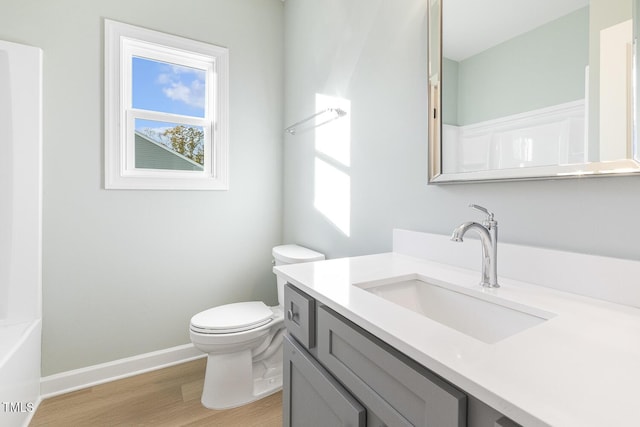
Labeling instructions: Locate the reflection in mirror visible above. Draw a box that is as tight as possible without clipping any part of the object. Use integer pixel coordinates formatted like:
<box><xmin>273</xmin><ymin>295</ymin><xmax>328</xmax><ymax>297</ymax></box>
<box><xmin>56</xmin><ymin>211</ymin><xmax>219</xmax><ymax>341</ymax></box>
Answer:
<box><xmin>428</xmin><ymin>0</ymin><xmax>640</xmax><ymax>183</ymax></box>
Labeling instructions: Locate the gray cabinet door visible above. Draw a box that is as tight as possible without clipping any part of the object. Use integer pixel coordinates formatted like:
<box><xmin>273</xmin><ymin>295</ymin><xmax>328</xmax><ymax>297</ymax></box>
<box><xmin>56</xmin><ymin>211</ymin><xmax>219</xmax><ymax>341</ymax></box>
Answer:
<box><xmin>283</xmin><ymin>334</ymin><xmax>366</xmax><ymax>427</ymax></box>
<box><xmin>317</xmin><ymin>305</ymin><xmax>467</xmax><ymax>427</ymax></box>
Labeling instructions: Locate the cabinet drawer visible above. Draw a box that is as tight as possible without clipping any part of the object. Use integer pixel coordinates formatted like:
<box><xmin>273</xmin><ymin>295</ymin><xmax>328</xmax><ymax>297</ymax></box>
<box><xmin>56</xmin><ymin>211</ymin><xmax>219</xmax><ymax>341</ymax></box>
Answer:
<box><xmin>317</xmin><ymin>305</ymin><xmax>467</xmax><ymax>427</ymax></box>
<box><xmin>284</xmin><ymin>284</ymin><xmax>315</xmax><ymax>349</ymax></box>
<box><xmin>283</xmin><ymin>334</ymin><xmax>365</xmax><ymax>427</ymax></box>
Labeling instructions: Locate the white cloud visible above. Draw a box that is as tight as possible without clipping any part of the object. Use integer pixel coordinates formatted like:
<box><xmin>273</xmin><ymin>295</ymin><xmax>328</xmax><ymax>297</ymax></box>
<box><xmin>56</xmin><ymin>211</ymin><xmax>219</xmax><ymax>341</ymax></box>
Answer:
<box><xmin>156</xmin><ymin>66</ymin><xmax>206</xmax><ymax>109</ymax></box>
<box><xmin>155</xmin><ymin>73</ymin><xmax>171</xmax><ymax>85</ymax></box>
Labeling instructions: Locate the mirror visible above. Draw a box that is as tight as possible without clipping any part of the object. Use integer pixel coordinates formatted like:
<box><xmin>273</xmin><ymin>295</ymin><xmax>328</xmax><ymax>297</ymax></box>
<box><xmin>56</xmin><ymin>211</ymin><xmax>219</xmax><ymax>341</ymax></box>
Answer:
<box><xmin>428</xmin><ymin>0</ymin><xmax>640</xmax><ymax>183</ymax></box>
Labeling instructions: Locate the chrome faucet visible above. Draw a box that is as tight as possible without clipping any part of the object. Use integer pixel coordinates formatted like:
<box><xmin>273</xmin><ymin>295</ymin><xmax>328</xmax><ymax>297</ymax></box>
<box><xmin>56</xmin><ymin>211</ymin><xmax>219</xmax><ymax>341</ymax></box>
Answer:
<box><xmin>451</xmin><ymin>204</ymin><xmax>499</xmax><ymax>288</ymax></box>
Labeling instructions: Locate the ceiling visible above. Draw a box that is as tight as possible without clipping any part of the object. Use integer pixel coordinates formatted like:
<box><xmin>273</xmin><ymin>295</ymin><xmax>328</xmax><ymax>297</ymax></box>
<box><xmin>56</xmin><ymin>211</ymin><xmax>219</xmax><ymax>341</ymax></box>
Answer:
<box><xmin>443</xmin><ymin>0</ymin><xmax>590</xmax><ymax>61</ymax></box>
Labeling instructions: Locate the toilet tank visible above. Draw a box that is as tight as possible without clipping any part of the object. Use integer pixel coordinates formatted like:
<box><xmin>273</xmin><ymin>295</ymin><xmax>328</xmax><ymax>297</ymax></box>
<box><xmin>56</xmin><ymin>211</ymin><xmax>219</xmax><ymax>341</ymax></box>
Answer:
<box><xmin>272</xmin><ymin>244</ymin><xmax>324</xmax><ymax>306</ymax></box>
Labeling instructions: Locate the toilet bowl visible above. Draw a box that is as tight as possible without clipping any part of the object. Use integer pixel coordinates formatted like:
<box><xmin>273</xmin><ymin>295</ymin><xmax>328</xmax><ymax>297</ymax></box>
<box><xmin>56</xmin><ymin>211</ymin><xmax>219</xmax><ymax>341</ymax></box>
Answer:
<box><xmin>189</xmin><ymin>244</ymin><xmax>324</xmax><ymax>410</ymax></box>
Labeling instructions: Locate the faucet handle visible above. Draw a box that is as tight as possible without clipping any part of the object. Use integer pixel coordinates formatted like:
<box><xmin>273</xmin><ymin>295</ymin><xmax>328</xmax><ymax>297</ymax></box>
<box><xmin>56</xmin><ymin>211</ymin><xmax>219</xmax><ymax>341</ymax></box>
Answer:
<box><xmin>469</xmin><ymin>204</ymin><xmax>495</xmax><ymax>222</ymax></box>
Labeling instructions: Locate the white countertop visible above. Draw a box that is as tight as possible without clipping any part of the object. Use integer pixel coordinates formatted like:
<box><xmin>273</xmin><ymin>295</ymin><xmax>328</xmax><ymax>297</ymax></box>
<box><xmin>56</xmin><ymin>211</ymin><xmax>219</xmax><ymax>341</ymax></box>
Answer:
<box><xmin>274</xmin><ymin>252</ymin><xmax>640</xmax><ymax>427</ymax></box>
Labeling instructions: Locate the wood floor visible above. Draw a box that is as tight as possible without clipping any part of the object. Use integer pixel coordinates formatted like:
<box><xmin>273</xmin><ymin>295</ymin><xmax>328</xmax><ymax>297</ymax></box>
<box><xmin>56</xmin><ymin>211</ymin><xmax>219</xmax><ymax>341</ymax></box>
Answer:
<box><xmin>30</xmin><ymin>358</ymin><xmax>283</xmax><ymax>426</ymax></box>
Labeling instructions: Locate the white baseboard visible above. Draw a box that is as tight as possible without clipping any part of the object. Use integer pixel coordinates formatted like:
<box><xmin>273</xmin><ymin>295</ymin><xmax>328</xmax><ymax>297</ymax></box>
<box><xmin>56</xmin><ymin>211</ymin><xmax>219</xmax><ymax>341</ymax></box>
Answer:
<box><xmin>40</xmin><ymin>343</ymin><xmax>205</xmax><ymax>399</ymax></box>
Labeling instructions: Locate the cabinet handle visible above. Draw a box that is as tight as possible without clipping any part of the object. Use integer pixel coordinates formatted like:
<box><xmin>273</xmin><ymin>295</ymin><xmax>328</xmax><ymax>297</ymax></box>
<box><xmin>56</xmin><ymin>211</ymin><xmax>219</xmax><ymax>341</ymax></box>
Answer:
<box><xmin>287</xmin><ymin>309</ymin><xmax>296</xmax><ymax>321</ymax></box>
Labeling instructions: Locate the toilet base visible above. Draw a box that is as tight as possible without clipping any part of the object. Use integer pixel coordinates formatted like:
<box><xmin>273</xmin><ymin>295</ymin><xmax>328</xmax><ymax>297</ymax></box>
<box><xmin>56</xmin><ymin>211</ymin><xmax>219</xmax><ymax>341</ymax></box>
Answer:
<box><xmin>201</xmin><ymin>348</ymin><xmax>283</xmax><ymax>410</ymax></box>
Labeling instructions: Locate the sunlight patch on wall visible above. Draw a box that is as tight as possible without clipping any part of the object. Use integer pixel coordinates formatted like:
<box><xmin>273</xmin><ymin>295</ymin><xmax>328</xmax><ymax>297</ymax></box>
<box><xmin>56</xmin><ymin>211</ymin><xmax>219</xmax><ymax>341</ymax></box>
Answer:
<box><xmin>314</xmin><ymin>94</ymin><xmax>351</xmax><ymax>236</ymax></box>
<box><xmin>314</xmin><ymin>158</ymin><xmax>351</xmax><ymax>236</ymax></box>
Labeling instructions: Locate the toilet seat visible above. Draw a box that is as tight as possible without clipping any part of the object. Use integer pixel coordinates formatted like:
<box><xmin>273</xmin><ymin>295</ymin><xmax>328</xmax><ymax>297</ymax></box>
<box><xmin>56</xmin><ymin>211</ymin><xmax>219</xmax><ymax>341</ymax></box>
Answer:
<box><xmin>190</xmin><ymin>301</ymin><xmax>274</xmax><ymax>334</ymax></box>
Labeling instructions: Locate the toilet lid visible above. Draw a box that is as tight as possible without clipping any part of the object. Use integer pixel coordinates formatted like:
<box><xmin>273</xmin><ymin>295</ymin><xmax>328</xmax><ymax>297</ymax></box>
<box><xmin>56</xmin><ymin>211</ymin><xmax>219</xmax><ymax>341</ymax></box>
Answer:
<box><xmin>190</xmin><ymin>301</ymin><xmax>273</xmax><ymax>333</ymax></box>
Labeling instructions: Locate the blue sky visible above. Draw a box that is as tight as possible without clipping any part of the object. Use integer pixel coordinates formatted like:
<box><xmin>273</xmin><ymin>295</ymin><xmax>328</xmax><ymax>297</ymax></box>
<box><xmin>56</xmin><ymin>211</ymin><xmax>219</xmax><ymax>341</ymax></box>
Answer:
<box><xmin>132</xmin><ymin>56</ymin><xmax>206</xmax><ymax>134</ymax></box>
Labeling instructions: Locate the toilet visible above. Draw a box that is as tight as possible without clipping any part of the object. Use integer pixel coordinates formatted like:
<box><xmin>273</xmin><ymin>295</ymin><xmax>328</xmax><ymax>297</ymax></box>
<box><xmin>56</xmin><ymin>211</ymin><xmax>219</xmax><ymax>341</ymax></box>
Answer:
<box><xmin>189</xmin><ymin>244</ymin><xmax>325</xmax><ymax>410</ymax></box>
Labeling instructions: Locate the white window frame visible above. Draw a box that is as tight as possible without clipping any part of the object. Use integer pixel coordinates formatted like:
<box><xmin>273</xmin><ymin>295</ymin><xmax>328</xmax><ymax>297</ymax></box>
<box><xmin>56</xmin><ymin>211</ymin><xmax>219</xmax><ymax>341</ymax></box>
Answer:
<box><xmin>104</xmin><ymin>19</ymin><xmax>229</xmax><ymax>190</ymax></box>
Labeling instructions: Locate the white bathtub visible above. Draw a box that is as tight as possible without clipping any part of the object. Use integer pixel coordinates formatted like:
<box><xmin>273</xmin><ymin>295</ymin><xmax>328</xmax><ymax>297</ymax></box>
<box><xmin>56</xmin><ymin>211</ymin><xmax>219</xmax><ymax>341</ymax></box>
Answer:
<box><xmin>0</xmin><ymin>320</ymin><xmax>41</xmax><ymax>426</ymax></box>
<box><xmin>0</xmin><ymin>39</ymin><xmax>43</xmax><ymax>427</ymax></box>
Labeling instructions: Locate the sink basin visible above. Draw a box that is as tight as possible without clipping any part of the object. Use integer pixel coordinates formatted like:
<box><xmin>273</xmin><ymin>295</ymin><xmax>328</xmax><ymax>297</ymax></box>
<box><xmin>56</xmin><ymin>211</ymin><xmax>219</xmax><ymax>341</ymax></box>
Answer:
<box><xmin>355</xmin><ymin>275</ymin><xmax>554</xmax><ymax>343</ymax></box>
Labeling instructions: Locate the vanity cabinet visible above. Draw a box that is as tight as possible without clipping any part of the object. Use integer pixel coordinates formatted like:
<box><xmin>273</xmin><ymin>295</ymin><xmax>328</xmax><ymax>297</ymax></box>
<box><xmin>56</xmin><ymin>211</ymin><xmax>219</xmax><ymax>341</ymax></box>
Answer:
<box><xmin>283</xmin><ymin>284</ymin><xmax>522</xmax><ymax>427</ymax></box>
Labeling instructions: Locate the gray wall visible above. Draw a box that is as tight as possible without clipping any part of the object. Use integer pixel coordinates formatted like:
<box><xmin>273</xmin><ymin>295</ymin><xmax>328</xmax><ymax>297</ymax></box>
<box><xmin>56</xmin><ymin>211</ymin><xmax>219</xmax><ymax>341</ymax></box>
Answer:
<box><xmin>283</xmin><ymin>0</ymin><xmax>640</xmax><ymax>262</ymax></box>
<box><xmin>442</xmin><ymin>57</ymin><xmax>459</xmax><ymax>126</ymax></box>
<box><xmin>0</xmin><ymin>0</ymin><xmax>284</xmax><ymax>376</ymax></box>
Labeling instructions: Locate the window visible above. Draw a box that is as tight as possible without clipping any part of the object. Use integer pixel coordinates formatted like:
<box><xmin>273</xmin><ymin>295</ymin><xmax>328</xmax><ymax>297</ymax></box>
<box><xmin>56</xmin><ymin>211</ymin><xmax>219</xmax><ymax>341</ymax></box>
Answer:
<box><xmin>105</xmin><ymin>19</ymin><xmax>229</xmax><ymax>190</ymax></box>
